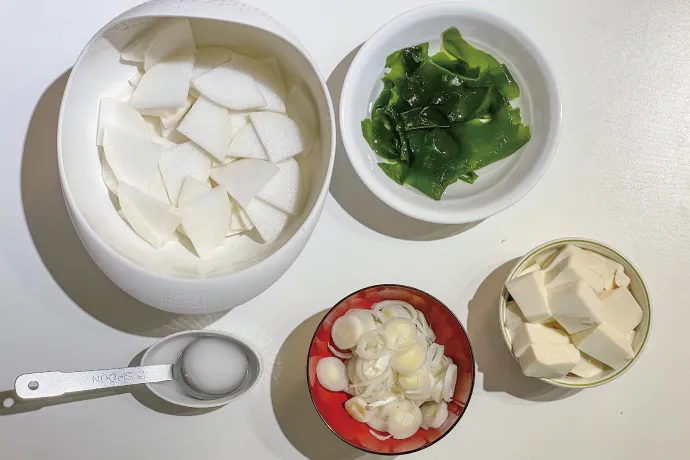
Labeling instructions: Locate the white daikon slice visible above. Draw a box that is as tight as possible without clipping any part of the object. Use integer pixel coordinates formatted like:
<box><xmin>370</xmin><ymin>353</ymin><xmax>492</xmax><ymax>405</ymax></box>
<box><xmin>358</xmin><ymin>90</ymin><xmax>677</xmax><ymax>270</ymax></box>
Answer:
<box><xmin>344</xmin><ymin>396</ymin><xmax>369</xmax><ymax>423</ymax></box>
<box><xmin>227</xmin><ymin>123</ymin><xmax>268</xmax><ymax>160</ymax></box>
<box><xmin>232</xmin><ymin>54</ymin><xmax>286</xmax><ymax>113</ymax></box>
<box><xmin>120</xmin><ymin>24</ymin><xmax>157</xmax><ymax>63</ymax></box>
<box><xmin>102</xmin><ymin>169</ymin><xmax>119</xmax><ymax>196</ymax></box>
<box><xmin>249</xmin><ymin>112</ymin><xmax>305</xmax><ymax>163</ymax></box>
<box><xmin>130</xmin><ymin>55</ymin><xmax>194</xmax><ymax>111</ymax></box>
<box><xmin>345</xmin><ymin>309</ymin><xmax>377</xmax><ymax>333</ymax></box>
<box><xmin>144</xmin><ymin>95</ymin><xmax>195</xmax><ymax>130</ymax></box>
<box><xmin>229</xmin><ymin>200</ymin><xmax>254</xmax><ymax>232</ymax></box>
<box><xmin>287</xmin><ymin>83</ymin><xmax>318</xmax><ymax>141</ymax></box>
<box><xmin>316</xmin><ymin>357</ymin><xmax>348</xmax><ymax>392</ymax></box>
<box><xmin>103</xmin><ymin>126</ymin><xmax>161</xmax><ymax>191</ymax></box>
<box><xmin>442</xmin><ymin>364</ymin><xmax>457</xmax><ymax>402</ymax></box>
<box><xmin>385</xmin><ymin>318</ymin><xmax>417</xmax><ymax>351</ymax></box>
<box><xmin>243</xmin><ymin>198</ymin><xmax>290</xmax><ymax>243</ymax></box>
<box><xmin>159</xmin><ymin>142</ymin><xmax>212</xmax><ymax>205</ymax></box>
<box><xmin>118</xmin><ymin>182</ymin><xmax>182</xmax><ymax>248</ymax></box>
<box><xmin>129</xmin><ymin>72</ymin><xmax>144</xmax><ymax>86</ymax></box>
<box><xmin>384</xmin><ymin>400</ymin><xmax>423</xmax><ymax>440</ymax></box>
<box><xmin>332</xmin><ymin>315</ymin><xmax>364</xmax><ymax>350</ymax></box>
<box><xmin>151</xmin><ymin>135</ymin><xmax>177</xmax><ymax>148</ymax></box>
<box><xmin>117</xmin><ymin>85</ymin><xmax>135</xmax><ymax>103</ymax></box>
<box><xmin>177</xmin><ymin>96</ymin><xmax>232</xmax><ymax>162</ymax></box>
<box><xmin>149</xmin><ymin>167</ymin><xmax>170</xmax><ymax>204</ymax></box>
<box><xmin>192</xmin><ymin>46</ymin><xmax>233</xmax><ymax>78</ymax></box>
<box><xmin>180</xmin><ymin>187</ymin><xmax>230</xmax><ymax>258</ymax></box>
<box><xmin>228</xmin><ymin>111</ymin><xmax>250</xmax><ymax>138</ymax></box>
<box><xmin>191</xmin><ymin>60</ymin><xmax>266</xmax><ymax>110</ymax></box>
<box><xmin>143</xmin><ymin>116</ymin><xmax>162</xmax><ymax>137</ymax></box>
<box><xmin>162</xmin><ymin>126</ymin><xmax>190</xmax><ymax>144</ymax></box>
<box><xmin>257</xmin><ymin>158</ymin><xmax>303</xmax><ymax>215</ymax></box>
<box><xmin>97</xmin><ymin>98</ymin><xmax>150</xmax><ymax>146</ymax></box>
<box><xmin>210</xmin><ymin>159</ymin><xmax>278</xmax><ymax>208</ymax></box>
<box><xmin>178</xmin><ymin>176</ymin><xmax>211</xmax><ymax>207</ymax></box>
<box><xmin>143</xmin><ymin>18</ymin><xmax>196</xmax><ymax>71</ymax></box>
<box><xmin>391</xmin><ymin>342</ymin><xmax>426</xmax><ymax>376</ymax></box>
<box><xmin>420</xmin><ymin>401</ymin><xmax>448</xmax><ymax>430</ymax></box>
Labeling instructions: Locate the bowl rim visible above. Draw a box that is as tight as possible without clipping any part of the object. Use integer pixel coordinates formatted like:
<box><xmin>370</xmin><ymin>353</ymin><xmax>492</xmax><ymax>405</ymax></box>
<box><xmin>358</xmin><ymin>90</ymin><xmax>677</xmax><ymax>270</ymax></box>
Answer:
<box><xmin>498</xmin><ymin>237</ymin><xmax>652</xmax><ymax>388</ymax></box>
<box><xmin>339</xmin><ymin>2</ymin><xmax>562</xmax><ymax>224</ymax></box>
<box><xmin>56</xmin><ymin>14</ymin><xmax>336</xmax><ymax>285</ymax></box>
<box><xmin>306</xmin><ymin>283</ymin><xmax>476</xmax><ymax>456</ymax></box>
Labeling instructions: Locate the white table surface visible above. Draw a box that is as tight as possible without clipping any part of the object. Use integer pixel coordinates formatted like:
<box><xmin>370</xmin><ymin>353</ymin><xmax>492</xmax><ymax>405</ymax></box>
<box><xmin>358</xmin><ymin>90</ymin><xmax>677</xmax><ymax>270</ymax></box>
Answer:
<box><xmin>1</xmin><ymin>0</ymin><xmax>688</xmax><ymax>458</ymax></box>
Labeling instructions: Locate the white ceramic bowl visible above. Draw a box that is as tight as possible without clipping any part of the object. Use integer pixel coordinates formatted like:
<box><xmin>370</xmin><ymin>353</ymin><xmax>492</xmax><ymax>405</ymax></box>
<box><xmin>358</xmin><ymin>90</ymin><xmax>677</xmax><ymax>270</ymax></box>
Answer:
<box><xmin>340</xmin><ymin>3</ymin><xmax>561</xmax><ymax>224</ymax></box>
<box><xmin>57</xmin><ymin>0</ymin><xmax>335</xmax><ymax>314</ymax></box>
<box><xmin>499</xmin><ymin>238</ymin><xmax>652</xmax><ymax>388</ymax></box>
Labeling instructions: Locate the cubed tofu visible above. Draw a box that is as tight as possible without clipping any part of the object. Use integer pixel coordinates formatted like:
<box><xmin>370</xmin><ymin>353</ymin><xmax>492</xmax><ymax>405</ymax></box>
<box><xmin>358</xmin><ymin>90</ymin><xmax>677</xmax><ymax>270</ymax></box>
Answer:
<box><xmin>548</xmin><ymin>281</ymin><xmax>604</xmax><ymax>334</ymax></box>
<box><xmin>614</xmin><ymin>269</ymin><xmax>631</xmax><ymax>288</ymax></box>
<box><xmin>599</xmin><ymin>288</ymin><xmax>643</xmax><ymax>334</ymax></box>
<box><xmin>518</xmin><ymin>343</ymin><xmax>581</xmax><ymax>379</ymax></box>
<box><xmin>511</xmin><ymin>323</ymin><xmax>570</xmax><ymax>357</ymax></box>
<box><xmin>520</xmin><ymin>262</ymin><xmax>541</xmax><ymax>275</ymax></box>
<box><xmin>504</xmin><ymin>301</ymin><xmax>525</xmax><ymax>337</ymax></box>
<box><xmin>570</xmin><ymin>354</ymin><xmax>608</xmax><ymax>378</ymax></box>
<box><xmin>546</xmin><ymin>255</ymin><xmax>605</xmax><ymax>296</ymax></box>
<box><xmin>571</xmin><ymin>323</ymin><xmax>634</xmax><ymax>370</ymax></box>
<box><xmin>505</xmin><ymin>270</ymin><xmax>551</xmax><ymax>323</ymax></box>
<box><xmin>546</xmin><ymin>245</ymin><xmax>622</xmax><ymax>292</ymax></box>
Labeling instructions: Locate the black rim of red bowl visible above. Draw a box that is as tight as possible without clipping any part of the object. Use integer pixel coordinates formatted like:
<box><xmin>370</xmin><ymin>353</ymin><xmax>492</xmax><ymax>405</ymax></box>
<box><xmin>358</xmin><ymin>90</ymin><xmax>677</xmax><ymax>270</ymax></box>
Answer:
<box><xmin>305</xmin><ymin>283</ymin><xmax>476</xmax><ymax>456</ymax></box>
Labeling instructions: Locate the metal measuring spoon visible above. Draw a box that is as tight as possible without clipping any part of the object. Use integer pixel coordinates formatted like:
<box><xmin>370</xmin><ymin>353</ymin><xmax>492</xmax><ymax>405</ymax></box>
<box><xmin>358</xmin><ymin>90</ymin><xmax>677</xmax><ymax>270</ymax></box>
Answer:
<box><xmin>14</xmin><ymin>337</ymin><xmax>249</xmax><ymax>401</ymax></box>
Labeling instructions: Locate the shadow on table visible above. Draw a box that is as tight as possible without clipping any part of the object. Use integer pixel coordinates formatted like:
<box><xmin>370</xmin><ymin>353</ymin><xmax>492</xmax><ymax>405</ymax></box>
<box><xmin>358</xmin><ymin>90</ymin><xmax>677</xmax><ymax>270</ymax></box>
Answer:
<box><xmin>19</xmin><ymin>70</ymin><xmax>225</xmax><ymax>337</ymax></box>
<box><xmin>326</xmin><ymin>46</ymin><xmax>481</xmax><ymax>242</ymax></box>
<box><xmin>271</xmin><ymin>311</ymin><xmax>388</xmax><ymax>460</ymax></box>
<box><xmin>467</xmin><ymin>259</ymin><xmax>581</xmax><ymax>401</ymax></box>
<box><xmin>0</xmin><ymin>350</ymin><xmax>218</xmax><ymax>417</ymax></box>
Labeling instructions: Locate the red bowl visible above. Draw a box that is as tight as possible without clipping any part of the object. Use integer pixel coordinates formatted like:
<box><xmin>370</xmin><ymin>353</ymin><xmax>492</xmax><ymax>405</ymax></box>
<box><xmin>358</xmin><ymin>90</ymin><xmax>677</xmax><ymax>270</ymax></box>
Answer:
<box><xmin>307</xmin><ymin>285</ymin><xmax>475</xmax><ymax>455</ymax></box>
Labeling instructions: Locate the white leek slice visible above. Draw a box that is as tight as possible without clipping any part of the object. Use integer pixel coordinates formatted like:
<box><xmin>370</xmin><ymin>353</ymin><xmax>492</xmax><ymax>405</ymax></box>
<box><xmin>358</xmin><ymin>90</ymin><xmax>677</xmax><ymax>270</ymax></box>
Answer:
<box><xmin>384</xmin><ymin>400</ymin><xmax>423</xmax><ymax>440</ymax></box>
<box><xmin>356</xmin><ymin>330</ymin><xmax>389</xmax><ymax>361</ymax></box>
<box><xmin>442</xmin><ymin>364</ymin><xmax>457</xmax><ymax>402</ymax></box>
<box><xmin>331</xmin><ymin>315</ymin><xmax>363</xmax><ymax>350</ymax></box>
<box><xmin>344</xmin><ymin>396</ymin><xmax>369</xmax><ymax>423</ymax></box>
<box><xmin>391</xmin><ymin>342</ymin><xmax>426</xmax><ymax>376</ymax></box>
<box><xmin>385</xmin><ymin>318</ymin><xmax>417</xmax><ymax>351</ymax></box>
<box><xmin>420</xmin><ymin>401</ymin><xmax>448</xmax><ymax>430</ymax></box>
<box><xmin>328</xmin><ymin>343</ymin><xmax>353</xmax><ymax>360</ymax></box>
<box><xmin>316</xmin><ymin>357</ymin><xmax>348</xmax><ymax>392</ymax></box>
<box><xmin>345</xmin><ymin>309</ymin><xmax>377</xmax><ymax>333</ymax></box>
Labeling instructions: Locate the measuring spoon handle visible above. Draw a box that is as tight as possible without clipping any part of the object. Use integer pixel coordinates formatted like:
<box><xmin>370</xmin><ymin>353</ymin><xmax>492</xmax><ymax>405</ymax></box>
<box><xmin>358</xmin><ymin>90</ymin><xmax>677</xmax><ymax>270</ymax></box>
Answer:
<box><xmin>15</xmin><ymin>365</ymin><xmax>173</xmax><ymax>399</ymax></box>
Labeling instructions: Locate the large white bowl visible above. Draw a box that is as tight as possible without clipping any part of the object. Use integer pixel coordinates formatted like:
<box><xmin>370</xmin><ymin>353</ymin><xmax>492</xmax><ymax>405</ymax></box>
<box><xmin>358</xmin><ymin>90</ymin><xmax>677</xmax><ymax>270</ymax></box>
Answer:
<box><xmin>340</xmin><ymin>3</ymin><xmax>561</xmax><ymax>224</ymax></box>
<box><xmin>57</xmin><ymin>0</ymin><xmax>335</xmax><ymax>314</ymax></box>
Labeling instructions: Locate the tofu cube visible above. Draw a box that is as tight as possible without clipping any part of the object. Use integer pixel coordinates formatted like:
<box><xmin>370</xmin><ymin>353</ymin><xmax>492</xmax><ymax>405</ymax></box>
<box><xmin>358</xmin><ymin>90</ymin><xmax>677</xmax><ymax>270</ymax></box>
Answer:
<box><xmin>504</xmin><ymin>301</ymin><xmax>525</xmax><ymax>337</ymax></box>
<box><xmin>518</xmin><ymin>343</ymin><xmax>581</xmax><ymax>379</ymax></box>
<box><xmin>505</xmin><ymin>270</ymin><xmax>551</xmax><ymax>323</ymax></box>
<box><xmin>511</xmin><ymin>322</ymin><xmax>570</xmax><ymax>357</ymax></box>
<box><xmin>571</xmin><ymin>323</ymin><xmax>634</xmax><ymax>370</ymax></box>
<box><xmin>614</xmin><ymin>269</ymin><xmax>631</xmax><ymax>288</ymax></box>
<box><xmin>520</xmin><ymin>262</ymin><xmax>541</xmax><ymax>275</ymax></box>
<box><xmin>546</xmin><ymin>255</ymin><xmax>605</xmax><ymax>296</ymax></box>
<box><xmin>570</xmin><ymin>354</ymin><xmax>607</xmax><ymax>378</ymax></box>
<box><xmin>548</xmin><ymin>281</ymin><xmax>604</xmax><ymax>334</ymax></box>
<box><xmin>600</xmin><ymin>288</ymin><xmax>643</xmax><ymax>334</ymax></box>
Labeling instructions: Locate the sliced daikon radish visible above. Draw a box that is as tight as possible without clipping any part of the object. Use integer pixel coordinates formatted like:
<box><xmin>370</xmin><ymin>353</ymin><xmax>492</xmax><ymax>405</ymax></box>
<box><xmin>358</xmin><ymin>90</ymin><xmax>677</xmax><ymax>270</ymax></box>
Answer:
<box><xmin>143</xmin><ymin>116</ymin><xmax>162</xmax><ymax>137</ymax></box>
<box><xmin>120</xmin><ymin>24</ymin><xmax>158</xmax><ymax>63</ymax></box>
<box><xmin>118</xmin><ymin>182</ymin><xmax>182</xmax><ymax>248</ymax></box>
<box><xmin>232</xmin><ymin>54</ymin><xmax>286</xmax><ymax>113</ymax></box>
<box><xmin>159</xmin><ymin>142</ymin><xmax>212</xmax><ymax>205</ymax></box>
<box><xmin>356</xmin><ymin>330</ymin><xmax>389</xmax><ymax>361</ymax></box>
<box><xmin>228</xmin><ymin>111</ymin><xmax>250</xmax><ymax>138</ymax></box>
<box><xmin>149</xmin><ymin>168</ymin><xmax>170</xmax><ymax>204</ymax></box>
<box><xmin>130</xmin><ymin>55</ymin><xmax>194</xmax><ymax>110</ymax></box>
<box><xmin>143</xmin><ymin>18</ymin><xmax>195</xmax><ymax>71</ymax></box>
<box><xmin>229</xmin><ymin>200</ymin><xmax>254</xmax><ymax>232</ymax></box>
<box><xmin>145</xmin><ymin>95</ymin><xmax>195</xmax><ymax>130</ymax></box>
<box><xmin>191</xmin><ymin>60</ymin><xmax>266</xmax><ymax>110</ymax></box>
<box><xmin>384</xmin><ymin>400</ymin><xmax>423</xmax><ymax>440</ymax></box>
<box><xmin>344</xmin><ymin>396</ymin><xmax>369</xmax><ymax>423</ymax></box>
<box><xmin>345</xmin><ymin>309</ymin><xmax>377</xmax><ymax>333</ymax></box>
<box><xmin>97</xmin><ymin>98</ymin><xmax>150</xmax><ymax>146</ymax></box>
<box><xmin>257</xmin><ymin>158</ymin><xmax>303</xmax><ymax>215</ymax></box>
<box><xmin>117</xmin><ymin>85</ymin><xmax>135</xmax><ymax>103</ymax></box>
<box><xmin>249</xmin><ymin>112</ymin><xmax>305</xmax><ymax>163</ymax></box>
<box><xmin>210</xmin><ymin>159</ymin><xmax>278</xmax><ymax>208</ymax></box>
<box><xmin>243</xmin><ymin>198</ymin><xmax>290</xmax><ymax>243</ymax></box>
<box><xmin>442</xmin><ymin>364</ymin><xmax>457</xmax><ymax>402</ymax></box>
<box><xmin>152</xmin><ymin>135</ymin><xmax>177</xmax><ymax>148</ymax></box>
<box><xmin>102</xmin><ymin>169</ymin><xmax>119</xmax><ymax>196</ymax></box>
<box><xmin>179</xmin><ymin>187</ymin><xmax>230</xmax><ymax>258</ymax></box>
<box><xmin>177</xmin><ymin>96</ymin><xmax>232</xmax><ymax>162</ymax></box>
<box><xmin>385</xmin><ymin>318</ymin><xmax>417</xmax><ymax>351</ymax></box>
<box><xmin>316</xmin><ymin>357</ymin><xmax>348</xmax><ymax>392</ymax></box>
<box><xmin>103</xmin><ymin>126</ymin><xmax>161</xmax><ymax>191</ymax></box>
<box><xmin>227</xmin><ymin>123</ymin><xmax>268</xmax><ymax>160</ymax></box>
<box><xmin>287</xmin><ymin>83</ymin><xmax>318</xmax><ymax>141</ymax></box>
<box><xmin>420</xmin><ymin>401</ymin><xmax>448</xmax><ymax>430</ymax></box>
<box><xmin>192</xmin><ymin>46</ymin><xmax>233</xmax><ymax>78</ymax></box>
<box><xmin>162</xmin><ymin>126</ymin><xmax>190</xmax><ymax>144</ymax></box>
<box><xmin>391</xmin><ymin>342</ymin><xmax>426</xmax><ymax>376</ymax></box>
<box><xmin>178</xmin><ymin>176</ymin><xmax>211</xmax><ymax>207</ymax></box>
<box><xmin>129</xmin><ymin>72</ymin><xmax>144</xmax><ymax>86</ymax></box>
<box><xmin>332</xmin><ymin>315</ymin><xmax>364</xmax><ymax>350</ymax></box>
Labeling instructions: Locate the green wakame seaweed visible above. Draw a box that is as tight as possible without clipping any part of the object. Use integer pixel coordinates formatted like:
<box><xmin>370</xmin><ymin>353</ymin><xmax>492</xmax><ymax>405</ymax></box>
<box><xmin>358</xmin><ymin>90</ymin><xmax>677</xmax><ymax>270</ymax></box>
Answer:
<box><xmin>361</xmin><ymin>27</ymin><xmax>531</xmax><ymax>200</ymax></box>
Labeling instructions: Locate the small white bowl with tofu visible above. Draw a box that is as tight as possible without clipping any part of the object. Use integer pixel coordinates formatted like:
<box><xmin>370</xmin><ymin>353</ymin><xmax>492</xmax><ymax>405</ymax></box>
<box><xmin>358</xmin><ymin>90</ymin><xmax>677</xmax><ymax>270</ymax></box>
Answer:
<box><xmin>499</xmin><ymin>238</ymin><xmax>651</xmax><ymax>388</ymax></box>
<box><xmin>57</xmin><ymin>1</ymin><xmax>335</xmax><ymax>314</ymax></box>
